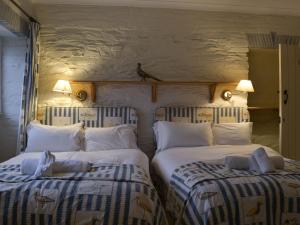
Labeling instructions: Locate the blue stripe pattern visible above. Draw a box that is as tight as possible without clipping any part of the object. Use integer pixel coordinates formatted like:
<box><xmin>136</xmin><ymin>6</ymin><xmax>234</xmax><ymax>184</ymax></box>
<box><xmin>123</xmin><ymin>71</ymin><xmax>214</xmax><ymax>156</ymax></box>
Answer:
<box><xmin>38</xmin><ymin>106</ymin><xmax>138</xmax><ymax>128</ymax></box>
<box><xmin>0</xmin><ymin>163</ymin><xmax>167</xmax><ymax>225</ymax></box>
<box><xmin>167</xmin><ymin>160</ymin><xmax>300</xmax><ymax>225</ymax></box>
<box><xmin>17</xmin><ymin>22</ymin><xmax>40</xmax><ymax>153</ymax></box>
<box><xmin>155</xmin><ymin>106</ymin><xmax>250</xmax><ymax>123</ymax></box>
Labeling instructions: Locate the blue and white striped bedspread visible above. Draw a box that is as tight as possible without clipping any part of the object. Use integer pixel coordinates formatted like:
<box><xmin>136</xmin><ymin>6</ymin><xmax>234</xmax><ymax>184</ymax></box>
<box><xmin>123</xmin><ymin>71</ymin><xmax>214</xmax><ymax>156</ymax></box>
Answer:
<box><xmin>0</xmin><ymin>163</ymin><xmax>167</xmax><ymax>225</ymax></box>
<box><xmin>167</xmin><ymin>160</ymin><xmax>300</xmax><ymax>225</ymax></box>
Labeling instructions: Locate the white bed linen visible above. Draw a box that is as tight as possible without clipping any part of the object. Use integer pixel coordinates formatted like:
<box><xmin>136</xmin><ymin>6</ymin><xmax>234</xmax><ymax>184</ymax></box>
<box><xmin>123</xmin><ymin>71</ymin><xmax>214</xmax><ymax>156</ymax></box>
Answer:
<box><xmin>2</xmin><ymin>149</ymin><xmax>150</xmax><ymax>175</ymax></box>
<box><xmin>151</xmin><ymin>144</ymin><xmax>280</xmax><ymax>184</ymax></box>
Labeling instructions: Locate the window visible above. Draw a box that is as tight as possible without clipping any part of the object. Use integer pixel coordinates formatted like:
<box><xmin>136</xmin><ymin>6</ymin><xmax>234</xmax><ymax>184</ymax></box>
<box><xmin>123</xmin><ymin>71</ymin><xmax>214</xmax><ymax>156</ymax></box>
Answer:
<box><xmin>0</xmin><ymin>36</ymin><xmax>2</xmax><ymax>113</ymax></box>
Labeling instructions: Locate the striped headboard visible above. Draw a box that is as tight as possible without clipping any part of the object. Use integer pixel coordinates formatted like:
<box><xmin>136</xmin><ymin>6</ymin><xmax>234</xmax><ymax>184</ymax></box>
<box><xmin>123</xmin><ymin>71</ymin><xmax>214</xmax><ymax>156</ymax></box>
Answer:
<box><xmin>37</xmin><ymin>106</ymin><xmax>138</xmax><ymax>128</ymax></box>
<box><xmin>154</xmin><ymin>107</ymin><xmax>249</xmax><ymax>123</ymax></box>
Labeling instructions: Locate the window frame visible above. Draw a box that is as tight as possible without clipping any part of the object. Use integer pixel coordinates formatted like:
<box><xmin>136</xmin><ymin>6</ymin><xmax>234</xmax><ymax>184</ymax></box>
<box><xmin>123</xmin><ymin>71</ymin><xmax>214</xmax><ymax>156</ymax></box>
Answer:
<box><xmin>0</xmin><ymin>37</ymin><xmax>2</xmax><ymax>114</ymax></box>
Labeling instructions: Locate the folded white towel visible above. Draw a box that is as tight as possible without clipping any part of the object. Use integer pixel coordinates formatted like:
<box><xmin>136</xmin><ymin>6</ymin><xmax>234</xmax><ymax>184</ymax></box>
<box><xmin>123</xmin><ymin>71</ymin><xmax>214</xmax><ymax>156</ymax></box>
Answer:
<box><xmin>225</xmin><ymin>154</ymin><xmax>284</xmax><ymax>171</ymax></box>
<box><xmin>249</xmin><ymin>155</ymin><xmax>284</xmax><ymax>172</ymax></box>
<box><xmin>21</xmin><ymin>159</ymin><xmax>91</xmax><ymax>175</ymax></box>
<box><xmin>52</xmin><ymin>160</ymin><xmax>91</xmax><ymax>173</ymax></box>
<box><xmin>252</xmin><ymin>147</ymin><xmax>274</xmax><ymax>173</ymax></box>
<box><xmin>34</xmin><ymin>151</ymin><xmax>56</xmax><ymax>177</ymax></box>
<box><xmin>270</xmin><ymin>156</ymin><xmax>284</xmax><ymax>169</ymax></box>
<box><xmin>224</xmin><ymin>156</ymin><xmax>250</xmax><ymax>170</ymax></box>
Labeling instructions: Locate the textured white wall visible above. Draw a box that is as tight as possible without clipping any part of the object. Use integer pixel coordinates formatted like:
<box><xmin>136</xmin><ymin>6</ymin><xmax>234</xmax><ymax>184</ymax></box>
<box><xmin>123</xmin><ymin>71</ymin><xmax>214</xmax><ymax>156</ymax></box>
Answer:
<box><xmin>0</xmin><ymin>37</ymin><xmax>26</xmax><ymax>162</ymax></box>
<box><xmin>35</xmin><ymin>5</ymin><xmax>300</xmax><ymax>156</ymax></box>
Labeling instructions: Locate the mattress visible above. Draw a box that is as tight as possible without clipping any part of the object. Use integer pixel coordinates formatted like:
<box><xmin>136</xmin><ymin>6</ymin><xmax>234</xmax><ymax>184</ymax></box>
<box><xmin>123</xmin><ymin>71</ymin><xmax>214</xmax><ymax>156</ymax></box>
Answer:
<box><xmin>151</xmin><ymin>144</ymin><xmax>280</xmax><ymax>184</ymax></box>
<box><xmin>0</xmin><ymin>149</ymin><xmax>167</xmax><ymax>225</ymax></box>
<box><xmin>3</xmin><ymin>149</ymin><xmax>149</xmax><ymax>175</ymax></box>
<box><xmin>152</xmin><ymin>144</ymin><xmax>300</xmax><ymax>225</ymax></box>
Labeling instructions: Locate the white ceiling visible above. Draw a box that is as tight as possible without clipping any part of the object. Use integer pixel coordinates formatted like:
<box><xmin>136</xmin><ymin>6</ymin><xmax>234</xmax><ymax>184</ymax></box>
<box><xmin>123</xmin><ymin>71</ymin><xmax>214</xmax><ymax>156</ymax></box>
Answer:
<box><xmin>30</xmin><ymin>0</ymin><xmax>300</xmax><ymax>16</ymax></box>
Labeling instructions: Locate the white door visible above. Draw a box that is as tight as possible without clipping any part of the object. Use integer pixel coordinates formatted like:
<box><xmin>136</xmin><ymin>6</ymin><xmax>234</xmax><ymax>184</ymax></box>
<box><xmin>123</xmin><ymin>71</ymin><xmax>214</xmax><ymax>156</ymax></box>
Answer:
<box><xmin>279</xmin><ymin>44</ymin><xmax>300</xmax><ymax>160</ymax></box>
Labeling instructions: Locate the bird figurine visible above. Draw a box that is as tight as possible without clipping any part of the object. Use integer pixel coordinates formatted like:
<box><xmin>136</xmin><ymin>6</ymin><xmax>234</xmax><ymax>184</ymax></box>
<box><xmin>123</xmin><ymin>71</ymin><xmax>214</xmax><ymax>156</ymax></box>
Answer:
<box><xmin>136</xmin><ymin>63</ymin><xmax>162</xmax><ymax>82</ymax></box>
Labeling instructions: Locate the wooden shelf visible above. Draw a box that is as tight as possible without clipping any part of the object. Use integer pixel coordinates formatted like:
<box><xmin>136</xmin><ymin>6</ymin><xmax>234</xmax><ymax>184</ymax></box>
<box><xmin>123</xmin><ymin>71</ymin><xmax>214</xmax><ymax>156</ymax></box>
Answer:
<box><xmin>248</xmin><ymin>107</ymin><xmax>279</xmax><ymax>110</ymax></box>
<box><xmin>73</xmin><ymin>80</ymin><xmax>236</xmax><ymax>85</ymax></box>
<box><xmin>71</xmin><ymin>80</ymin><xmax>237</xmax><ymax>103</ymax></box>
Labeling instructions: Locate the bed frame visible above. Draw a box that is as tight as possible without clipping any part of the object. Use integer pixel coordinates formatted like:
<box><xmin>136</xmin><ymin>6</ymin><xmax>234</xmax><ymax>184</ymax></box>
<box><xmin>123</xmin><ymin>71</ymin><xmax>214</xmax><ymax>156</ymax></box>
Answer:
<box><xmin>37</xmin><ymin>106</ymin><xmax>138</xmax><ymax>128</ymax></box>
<box><xmin>154</xmin><ymin>106</ymin><xmax>249</xmax><ymax>123</ymax></box>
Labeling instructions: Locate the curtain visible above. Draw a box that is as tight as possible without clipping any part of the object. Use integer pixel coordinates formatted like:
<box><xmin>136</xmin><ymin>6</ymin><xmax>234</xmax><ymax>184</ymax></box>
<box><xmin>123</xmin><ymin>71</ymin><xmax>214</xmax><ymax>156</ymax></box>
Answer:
<box><xmin>17</xmin><ymin>22</ymin><xmax>40</xmax><ymax>153</ymax></box>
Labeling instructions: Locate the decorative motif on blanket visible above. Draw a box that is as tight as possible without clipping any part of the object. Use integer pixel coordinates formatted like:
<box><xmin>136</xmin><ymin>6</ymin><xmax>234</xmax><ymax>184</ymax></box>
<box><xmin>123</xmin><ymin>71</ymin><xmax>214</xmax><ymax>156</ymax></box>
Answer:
<box><xmin>155</xmin><ymin>107</ymin><xmax>249</xmax><ymax>123</ymax></box>
<box><xmin>168</xmin><ymin>160</ymin><xmax>300</xmax><ymax>225</ymax></box>
<box><xmin>0</xmin><ymin>163</ymin><xmax>167</xmax><ymax>225</ymax></box>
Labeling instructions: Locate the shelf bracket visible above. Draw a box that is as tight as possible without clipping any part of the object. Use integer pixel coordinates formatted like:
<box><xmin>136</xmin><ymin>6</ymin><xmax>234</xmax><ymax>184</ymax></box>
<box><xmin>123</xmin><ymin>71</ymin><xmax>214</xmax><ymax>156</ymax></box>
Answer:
<box><xmin>90</xmin><ymin>82</ymin><xmax>96</xmax><ymax>102</ymax></box>
<box><xmin>151</xmin><ymin>82</ymin><xmax>158</xmax><ymax>102</ymax></box>
<box><xmin>209</xmin><ymin>83</ymin><xmax>217</xmax><ymax>103</ymax></box>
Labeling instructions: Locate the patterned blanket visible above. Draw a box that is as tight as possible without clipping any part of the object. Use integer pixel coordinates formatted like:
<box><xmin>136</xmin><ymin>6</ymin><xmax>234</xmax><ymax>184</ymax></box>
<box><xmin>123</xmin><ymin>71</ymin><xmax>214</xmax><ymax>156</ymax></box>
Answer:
<box><xmin>0</xmin><ymin>163</ymin><xmax>167</xmax><ymax>225</ymax></box>
<box><xmin>167</xmin><ymin>160</ymin><xmax>300</xmax><ymax>225</ymax></box>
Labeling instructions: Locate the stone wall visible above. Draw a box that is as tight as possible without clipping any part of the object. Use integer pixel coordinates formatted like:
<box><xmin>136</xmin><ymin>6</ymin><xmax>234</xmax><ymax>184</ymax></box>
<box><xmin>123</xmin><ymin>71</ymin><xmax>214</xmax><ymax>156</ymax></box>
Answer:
<box><xmin>35</xmin><ymin>5</ymin><xmax>300</xmax><ymax>156</ymax></box>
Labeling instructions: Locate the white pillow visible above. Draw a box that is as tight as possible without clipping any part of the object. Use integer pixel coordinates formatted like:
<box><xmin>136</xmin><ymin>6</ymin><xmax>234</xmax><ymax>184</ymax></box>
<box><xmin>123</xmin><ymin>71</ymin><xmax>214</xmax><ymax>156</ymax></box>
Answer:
<box><xmin>212</xmin><ymin>122</ymin><xmax>253</xmax><ymax>145</ymax></box>
<box><xmin>85</xmin><ymin>125</ymin><xmax>138</xmax><ymax>151</ymax></box>
<box><xmin>25</xmin><ymin>122</ymin><xmax>83</xmax><ymax>152</ymax></box>
<box><xmin>153</xmin><ymin>121</ymin><xmax>213</xmax><ymax>152</ymax></box>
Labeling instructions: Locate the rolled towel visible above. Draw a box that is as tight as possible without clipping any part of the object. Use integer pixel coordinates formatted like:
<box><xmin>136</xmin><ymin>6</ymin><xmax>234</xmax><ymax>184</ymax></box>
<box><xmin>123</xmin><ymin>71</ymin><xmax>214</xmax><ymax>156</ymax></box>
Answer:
<box><xmin>224</xmin><ymin>156</ymin><xmax>250</xmax><ymax>170</ymax></box>
<box><xmin>21</xmin><ymin>159</ymin><xmax>39</xmax><ymax>175</ymax></box>
<box><xmin>34</xmin><ymin>151</ymin><xmax>56</xmax><ymax>177</ymax></box>
<box><xmin>21</xmin><ymin>159</ymin><xmax>91</xmax><ymax>175</ymax></box>
<box><xmin>249</xmin><ymin>155</ymin><xmax>260</xmax><ymax>171</ymax></box>
<box><xmin>249</xmin><ymin>155</ymin><xmax>284</xmax><ymax>172</ymax></box>
<box><xmin>252</xmin><ymin>147</ymin><xmax>274</xmax><ymax>173</ymax></box>
<box><xmin>52</xmin><ymin>160</ymin><xmax>91</xmax><ymax>173</ymax></box>
<box><xmin>271</xmin><ymin>156</ymin><xmax>284</xmax><ymax>169</ymax></box>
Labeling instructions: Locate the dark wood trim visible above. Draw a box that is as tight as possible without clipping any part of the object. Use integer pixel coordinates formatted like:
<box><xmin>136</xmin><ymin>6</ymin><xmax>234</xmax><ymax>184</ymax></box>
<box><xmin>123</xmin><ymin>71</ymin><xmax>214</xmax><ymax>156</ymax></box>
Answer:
<box><xmin>72</xmin><ymin>80</ymin><xmax>237</xmax><ymax>103</ymax></box>
<box><xmin>248</xmin><ymin>107</ymin><xmax>279</xmax><ymax>110</ymax></box>
<box><xmin>10</xmin><ymin>0</ymin><xmax>39</xmax><ymax>24</ymax></box>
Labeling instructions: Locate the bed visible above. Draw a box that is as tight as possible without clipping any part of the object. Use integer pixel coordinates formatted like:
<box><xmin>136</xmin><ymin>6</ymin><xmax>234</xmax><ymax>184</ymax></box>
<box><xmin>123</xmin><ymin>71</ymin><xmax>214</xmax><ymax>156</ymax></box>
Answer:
<box><xmin>0</xmin><ymin>106</ymin><xmax>167</xmax><ymax>225</ymax></box>
<box><xmin>151</xmin><ymin>106</ymin><xmax>300</xmax><ymax>225</ymax></box>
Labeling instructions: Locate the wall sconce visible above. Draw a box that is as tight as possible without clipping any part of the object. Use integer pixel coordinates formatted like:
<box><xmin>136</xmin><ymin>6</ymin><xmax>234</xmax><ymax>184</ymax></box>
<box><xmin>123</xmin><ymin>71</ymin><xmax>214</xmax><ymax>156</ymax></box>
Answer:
<box><xmin>53</xmin><ymin>80</ymin><xmax>72</xmax><ymax>94</ymax></box>
<box><xmin>52</xmin><ymin>80</ymin><xmax>88</xmax><ymax>101</ymax></box>
<box><xmin>222</xmin><ymin>80</ymin><xmax>254</xmax><ymax>101</ymax></box>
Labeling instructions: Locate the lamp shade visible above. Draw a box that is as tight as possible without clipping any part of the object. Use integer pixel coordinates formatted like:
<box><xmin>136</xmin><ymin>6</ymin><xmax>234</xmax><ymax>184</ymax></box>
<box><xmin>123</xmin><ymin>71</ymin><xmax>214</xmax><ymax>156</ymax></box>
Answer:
<box><xmin>53</xmin><ymin>80</ymin><xmax>72</xmax><ymax>94</ymax></box>
<box><xmin>236</xmin><ymin>80</ymin><xmax>254</xmax><ymax>92</ymax></box>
